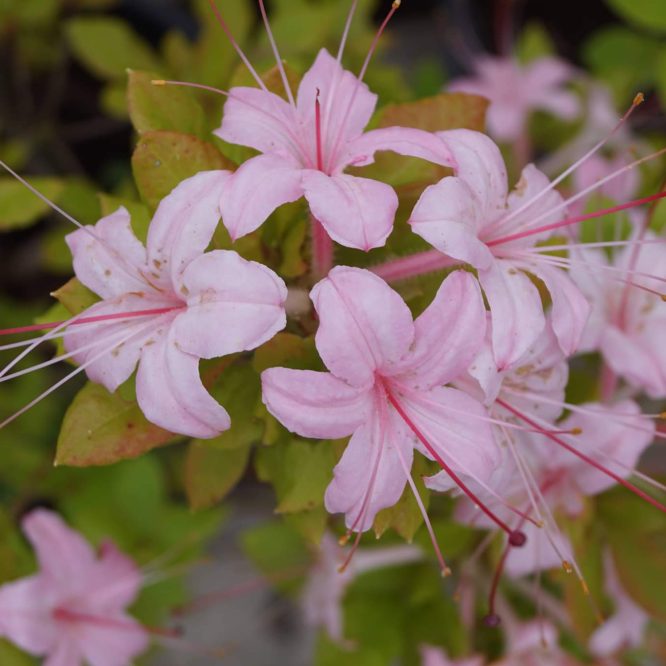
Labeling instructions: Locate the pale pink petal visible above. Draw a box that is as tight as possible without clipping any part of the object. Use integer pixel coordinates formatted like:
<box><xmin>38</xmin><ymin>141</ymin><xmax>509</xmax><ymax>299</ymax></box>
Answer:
<box><xmin>400</xmin><ymin>387</ymin><xmax>499</xmax><ymax>485</ymax></box>
<box><xmin>173</xmin><ymin>250</ymin><xmax>287</xmax><ymax>359</ymax></box>
<box><xmin>261</xmin><ymin>368</ymin><xmax>370</xmax><ymax>439</ymax></box>
<box><xmin>517</xmin><ymin>261</ymin><xmax>589</xmax><ymax>356</ymax></box>
<box><xmin>436</xmin><ymin>130</ymin><xmax>508</xmax><ymax>214</ymax></box>
<box><xmin>347</xmin><ymin>127</ymin><xmax>455</xmax><ymax>169</ymax></box>
<box><xmin>302</xmin><ymin>171</ymin><xmax>397</xmax><ymax>251</ymax></box>
<box><xmin>22</xmin><ymin>510</ymin><xmax>96</xmax><ymax>584</ymax></box>
<box><xmin>297</xmin><ymin>49</ymin><xmax>377</xmax><ymax>156</ymax></box>
<box><xmin>0</xmin><ymin>575</ymin><xmax>56</xmax><ymax>654</ymax></box>
<box><xmin>409</xmin><ymin>178</ymin><xmax>495</xmax><ymax>269</ymax></box>
<box><xmin>395</xmin><ymin>271</ymin><xmax>487</xmax><ymax>389</ymax></box>
<box><xmin>601</xmin><ymin>326</ymin><xmax>666</xmax><ymax>398</ymax></box>
<box><xmin>505</xmin><ymin>524</ymin><xmax>570</xmax><ymax>577</ymax></box>
<box><xmin>525</xmin><ymin>58</ymin><xmax>579</xmax><ymax>120</ymax></box>
<box><xmin>85</xmin><ymin>542</ymin><xmax>143</xmax><ymax>613</ymax></box>
<box><xmin>486</xmin><ymin>103</ymin><xmax>527</xmax><ymax>142</ymax></box>
<box><xmin>135</xmin><ymin>329</ymin><xmax>230</xmax><ymax>438</ymax></box>
<box><xmin>310</xmin><ymin>267</ymin><xmax>414</xmax><ymax>387</ymax></box>
<box><xmin>77</xmin><ymin>616</ymin><xmax>149</xmax><ymax>666</ymax></box>
<box><xmin>146</xmin><ymin>170</ymin><xmax>230</xmax><ymax>288</ymax></box>
<box><xmin>219</xmin><ymin>154</ymin><xmax>303</xmax><ymax>241</ymax></box>
<box><xmin>44</xmin><ymin>639</ymin><xmax>83</xmax><ymax>666</ymax></box>
<box><xmin>215</xmin><ymin>86</ymin><xmax>298</xmax><ymax>158</ymax></box>
<box><xmin>478</xmin><ymin>259</ymin><xmax>545</xmax><ymax>369</ymax></box>
<box><xmin>324</xmin><ymin>406</ymin><xmax>413</xmax><ymax>532</ymax></box>
<box><xmin>66</xmin><ymin>207</ymin><xmax>147</xmax><ymax>299</ymax></box>
<box><xmin>64</xmin><ymin>295</ymin><xmax>177</xmax><ymax>394</ymax></box>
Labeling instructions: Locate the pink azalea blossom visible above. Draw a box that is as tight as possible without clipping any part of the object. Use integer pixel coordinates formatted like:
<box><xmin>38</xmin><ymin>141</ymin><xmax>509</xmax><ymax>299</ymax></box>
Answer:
<box><xmin>420</xmin><ymin>644</ymin><xmax>484</xmax><ymax>666</ymax></box>
<box><xmin>409</xmin><ymin>130</ymin><xmax>590</xmax><ymax>368</ymax></box>
<box><xmin>448</xmin><ymin>56</ymin><xmax>579</xmax><ymax>142</ymax></box>
<box><xmin>0</xmin><ymin>509</ymin><xmax>148</xmax><ymax>666</ymax></box>
<box><xmin>588</xmin><ymin>550</ymin><xmax>649</xmax><ymax>657</ymax></box>
<box><xmin>261</xmin><ymin>267</ymin><xmax>501</xmax><ymax>537</ymax></box>
<box><xmin>64</xmin><ymin>171</ymin><xmax>287</xmax><ymax>437</ymax></box>
<box><xmin>302</xmin><ymin>532</ymin><xmax>421</xmax><ymax>642</ymax></box>
<box><xmin>216</xmin><ymin>48</ymin><xmax>456</xmax><ymax>250</ymax></box>
<box><xmin>570</xmin><ymin>233</ymin><xmax>666</xmax><ymax>399</ymax></box>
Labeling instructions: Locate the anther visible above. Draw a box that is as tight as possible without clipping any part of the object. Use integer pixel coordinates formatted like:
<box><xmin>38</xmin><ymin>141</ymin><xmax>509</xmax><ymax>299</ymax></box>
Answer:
<box><xmin>570</xmin><ymin>427</ymin><xmax>583</xmax><ymax>435</ymax></box>
<box><xmin>633</xmin><ymin>92</ymin><xmax>645</xmax><ymax>106</ymax></box>
<box><xmin>483</xmin><ymin>613</ymin><xmax>501</xmax><ymax>628</ymax></box>
<box><xmin>562</xmin><ymin>560</ymin><xmax>573</xmax><ymax>574</ymax></box>
<box><xmin>441</xmin><ymin>566</ymin><xmax>452</xmax><ymax>578</ymax></box>
<box><xmin>508</xmin><ymin>530</ymin><xmax>527</xmax><ymax>547</ymax></box>
<box><xmin>392</xmin><ymin>0</ymin><xmax>401</xmax><ymax>8</ymax></box>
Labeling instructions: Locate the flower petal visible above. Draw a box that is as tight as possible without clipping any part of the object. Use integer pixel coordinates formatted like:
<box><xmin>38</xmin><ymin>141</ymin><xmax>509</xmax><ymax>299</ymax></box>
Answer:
<box><xmin>261</xmin><ymin>368</ymin><xmax>370</xmax><ymax>439</ymax></box>
<box><xmin>519</xmin><ymin>260</ymin><xmax>589</xmax><ymax>356</ymax></box>
<box><xmin>219</xmin><ymin>154</ymin><xmax>303</xmax><ymax>241</ymax></box>
<box><xmin>77</xmin><ymin>615</ymin><xmax>149</xmax><ymax>666</ymax></box>
<box><xmin>396</xmin><ymin>271</ymin><xmax>487</xmax><ymax>389</ymax></box>
<box><xmin>399</xmin><ymin>387</ymin><xmax>500</xmax><ymax>485</ymax></box>
<box><xmin>478</xmin><ymin>259</ymin><xmax>545</xmax><ymax>369</ymax></box>
<box><xmin>173</xmin><ymin>250</ymin><xmax>287</xmax><ymax>359</ymax></box>
<box><xmin>310</xmin><ymin>267</ymin><xmax>415</xmax><ymax>387</ymax></box>
<box><xmin>66</xmin><ymin>207</ymin><xmax>147</xmax><ymax>299</ymax></box>
<box><xmin>215</xmin><ymin>86</ymin><xmax>298</xmax><ymax>157</ymax></box>
<box><xmin>302</xmin><ymin>171</ymin><xmax>397</xmax><ymax>251</ymax></box>
<box><xmin>324</xmin><ymin>406</ymin><xmax>413</xmax><ymax>532</ymax></box>
<box><xmin>347</xmin><ymin>127</ymin><xmax>455</xmax><ymax>169</ymax></box>
<box><xmin>297</xmin><ymin>49</ymin><xmax>377</xmax><ymax>157</ymax></box>
<box><xmin>409</xmin><ymin>177</ymin><xmax>495</xmax><ymax>269</ymax></box>
<box><xmin>135</xmin><ymin>329</ymin><xmax>230</xmax><ymax>438</ymax></box>
<box><xmin>44</xmin><ymin>639</ymin><xmax>83</xmax><ymax>666</ymax></box>
<box><xmin>146</xmin><ymin>170</ymin><xmax>230</xmax><ymax>288</ymax></box>
<box><xmin>22</xmin><ymin>510</ymin><xmax>95</xmax><ymax>583</ymax></box>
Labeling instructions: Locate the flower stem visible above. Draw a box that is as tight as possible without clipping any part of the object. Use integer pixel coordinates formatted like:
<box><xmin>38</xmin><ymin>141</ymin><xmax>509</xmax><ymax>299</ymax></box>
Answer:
<box><xmin>310</xmin><ymin>215</ymin><xmax>334</xmax><ymax>281</ymax></box>
<box><xmin>371</xmin><ymin>250</ymin><xmax>457</xmax><ymax>282</ymax></box>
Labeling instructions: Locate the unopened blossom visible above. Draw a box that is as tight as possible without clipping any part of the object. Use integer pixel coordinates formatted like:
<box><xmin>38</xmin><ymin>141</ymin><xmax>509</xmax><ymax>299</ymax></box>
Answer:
<box><xmin>409</xmin><ymin>130</ymin><xmax>589</xmax><ymax>368</ymax></box>
<box><xmin>570</xmin><ymin>233</ymin><xmax>666</xmax><ymax>398</ymax></box>
<box><xmin>65</xmin><ymin>171</ymin><xmax>287</xmax><ymax>437</ymax></box>
<box><xmin>589</xmin><ymin>551</ymin><xmax>649</xmax><ymax>657</ymax></box>
<box><xmin>302</xmin><ymin>532</ymin><xmax>421</xmax><ymax>642</ymax></box>
<box><xmin>262</xmin><ymin>267</ymin><xmax>499</xmax><ymax>531</ymax></box>
<box><xmin>0</xmin><ymin>509</ymin><xmax>148</xmax><ymax>666</ymax></box>
<box><xmin>448</xmin><ymin>56</ymin><xmax>579</xmax><ymax>142</ymax></box>
<box><xmin>217</xmin><ymin>48</ymin><xmax>457</xmax><ymax>250</ymax></box>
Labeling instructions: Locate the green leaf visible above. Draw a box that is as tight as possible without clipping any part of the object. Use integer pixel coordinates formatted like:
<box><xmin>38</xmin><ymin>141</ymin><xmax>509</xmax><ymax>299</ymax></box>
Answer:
<box><xmin>56</xmin><ymin>381</ymin><xmax>176</xmax><ymax>466</ymax></box>
<box><xmin>51</xmin><ymin>277</ymin><xmax>99</xmax><ymax>314</ymax></box>
<box><xmin>255</xmin><ymin>438</ymin><xmax>336</xmax><ymax>513</ymax></box>
<box><xmin>516</xmin><ymin>22</ymin><xmax>555</xmax><ymax>64</ymax></box>
<box><xmin>132</xmin><ymin>131</ymin><xmax>234</xmax><ymax>209</ymax></box>
<box><xmin>655</xmin><ymin>46</ymin><xmax>666</xmax><ymax>109</ymax></box>
<box><xmin>605</xmin><ymin>0</ymin><xmax>666</xmax><ymax>32</ymax></box>
<box><xmin>597</xmin><ymin>487</ymin><xmax>666</xmax><ymax>621</ymax></box>
<box><xmin>0</xmin><ymin>640</ymin><xmax>35</xmax><ymax>666</ymax></box>
<box><xmin>315</xmin><ymin>633</ymin><xmax>387</xmax><ymax>666</ymax></box>
<box><xmin>184</xmin><ymin>441</ymin><xmax>251</xmax><ymax>510</ymax></box>
<box><xmin>127</xmin><ymin>70</ymin><xmax>206</xmax><ymax>137</ymax></box>
<box><xmin>252</xmin><ymin>333</ymin><xmax>321</xmax><ymax>373</ymax></box>
<box><xmin>0</xmin><ymin>177</ymin><xmax>63</xmax><ymax>230</ymax></box>
<box><xmin>66</xmin><ymin>17</ymin><xmax>161</xmax><ymax>80</ymax></box>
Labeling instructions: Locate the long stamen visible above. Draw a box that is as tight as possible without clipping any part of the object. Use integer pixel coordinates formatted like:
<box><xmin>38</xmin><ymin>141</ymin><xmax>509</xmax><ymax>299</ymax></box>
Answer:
<box><xmin>258</xmin><ymin>0</ymin><xmax>296</xmax><ymax>107</ymax></box>
<box><xmin>337</xmin><ymin>0</ymin><xmax>359</xmax><ymax>62</ymax></box>
<box><xmin>386</xmin><ymin>390</ymin><xmax>527</xmax><ymax>545</ymax></box>
<box><xmin>371</xmin><ymin>250</ymin><xmax>457</xmax><ymax>283</ymax></box>
<box><xmin>495</xmin><ymin>93</ymin><xmax>644</xmax><ymax>231</ymax></box>
<box><xmin>206</xmin><ymin>0</ymin><xmax>269</xmax><ymax>94</ymax></box>
<box><xmin>0</xmin><ymin>307</ymin><xmax>177</xmax><ymax>338</ymax></box>
<box><xmin>487</xmin><ymin>191</ymin><xmax>666</xmax><ymax>247</ymax></box>
<box><xmin>358</xmin><ymin>1</ymin><xmax>401</xmax><ymax>83</ymax></box>
<box><xmin>496</xmin><ymin>399</ymin><xmax>666</xmax><ymax>516</ymax></box>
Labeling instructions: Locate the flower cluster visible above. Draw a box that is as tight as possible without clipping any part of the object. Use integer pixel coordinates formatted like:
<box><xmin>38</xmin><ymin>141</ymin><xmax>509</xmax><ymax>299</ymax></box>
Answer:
<box><xmin>0</xmin><ymin>0</ymin><xmax>665</xmax><ymax>663</ymax></box>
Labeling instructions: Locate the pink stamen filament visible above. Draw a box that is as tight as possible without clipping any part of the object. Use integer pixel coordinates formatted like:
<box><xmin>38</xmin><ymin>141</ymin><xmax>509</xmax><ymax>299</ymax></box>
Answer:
<box><xmin>371</xmin><ymin>250</ymin><xmax>458</xmax><ymax>283</ymax></box>
<box><xmin>0</xmin><ymin>307</ymin><xmax>177</xmax><ymax>338</ymax></box>
<box><xmin>53</xmin><ymin>607</ymin><xmax>179</xmax><ymax>639</ymax></box>
<box><xmin>496</xmin><ymin>398</ymin><xmax>666</xmax><ymax>516</ymax></box>
<box><xmin>337</xmin><ymin>0</ymin><xmax>359</xmax><ymax>62</ymax></box>
<box><xmin>386</xmin><ymin>389</ymin><xmax>526</xmax><ymax>545</ymax></box>
<box><xmin>487</xmin><ymin>191</ymin><xmax>666</xmax><ymax>248</ymax></box>
<box><xmin>258</xmin><ymin>0</ymin><xmax>296</xmax><ymax>107</ymax></box>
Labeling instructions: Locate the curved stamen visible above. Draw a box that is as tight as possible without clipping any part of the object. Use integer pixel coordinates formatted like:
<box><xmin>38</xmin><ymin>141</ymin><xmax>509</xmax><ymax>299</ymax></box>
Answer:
<box><xmin>258</xmin><ymin>0</ymin><xmax>296</xmax><ymax>107</ymax></box>
<box><xmin>337</xmin><ymin>0</ymin><xmax>360</xmax><ymax>62</ymax></box>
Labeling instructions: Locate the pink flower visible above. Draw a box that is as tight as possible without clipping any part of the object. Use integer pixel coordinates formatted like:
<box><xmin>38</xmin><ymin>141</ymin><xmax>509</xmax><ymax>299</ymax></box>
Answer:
<box><xmin>588</xmin><ymin>551</ymin><xmax>649</xmax><ymax>657</ymax></box>
<box><xmin>0</xmin><ymin>509</ymin><xmax>148</xmax><ymax>666</ymax></box>
<box><xmin>216</xmin><ymin>48</ymin><xmax>456</xmax><ymax>250</ymax></box>
<box><xmin>302</xmin><ymin>532</ymin><xmax>421</xmax><ymax>642</ymax></box>
<box><xmin>449</xmin><ymin>56</ymin><xmax>579</xmax><ymax>142</ymax></box>
<box><xmin>64</xmin><ymin>171</ymin><xmax>288</xmax><ymax>437</ymax></box>
<box><xmin>570</xmin><ymin>233</ymin><xmax>666</xmax><ymax>398</ymax></box>
<box><xmin>261</xmin><ymin>267</ymin><xmax>499</xmax><ymax>534</ymax></box>
<box><xmin>420</xmin><ymin>645</ymin><xmax>484</xmax><ymax>666</ymax></box>
<box><xmin>409</xmin><ymin>130</ymin><xmax>590</xmax><ymax>368</ymax></box>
